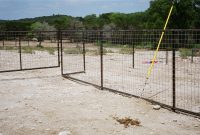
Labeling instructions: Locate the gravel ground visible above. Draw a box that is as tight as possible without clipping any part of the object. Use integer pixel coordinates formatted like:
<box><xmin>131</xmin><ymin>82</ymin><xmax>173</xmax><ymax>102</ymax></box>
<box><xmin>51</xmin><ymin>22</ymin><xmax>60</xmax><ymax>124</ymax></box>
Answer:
<box><xmin>0</xmin><ymin>68</ymin><xmax>200</xmax><ymax>135</ymax></box>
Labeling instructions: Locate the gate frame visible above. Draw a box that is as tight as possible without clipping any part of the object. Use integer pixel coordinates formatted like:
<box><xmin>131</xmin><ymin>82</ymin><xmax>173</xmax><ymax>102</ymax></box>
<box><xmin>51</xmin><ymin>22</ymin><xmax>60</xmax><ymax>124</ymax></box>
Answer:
<box><xmin>0</xmin><ymin>31</ymin><xmax>61</xmax><ymax>73</ymax></box>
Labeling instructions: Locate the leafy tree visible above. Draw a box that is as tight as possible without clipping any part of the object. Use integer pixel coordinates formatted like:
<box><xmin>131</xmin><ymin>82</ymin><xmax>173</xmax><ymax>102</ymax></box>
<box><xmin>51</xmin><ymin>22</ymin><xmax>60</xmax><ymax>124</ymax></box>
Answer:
<box><xmin>83</xmin><ymin>14</ymin><xmax>99</xmax><ymax>30</ymax></box>
<box><xmin>2</xmin><ymin>21</ymin><xmax>31</xmax><ymax>31</ymax></box>
<box><xmin>145</xmin><ymin>0</ymin><xmax>171</xmax><ymax>29</ymax></box>
<box><xmin>98</xmin><ymin>13</ymin><xmax>112</xmax><ymax>29</ymax></box>
<box><xmin>127</xmin><ymin>12</ymin><xmax>148</xmax><ymax>29</ymax></box>
<box><xmin>69</xmin><ymin>19</ymin><xmax>84</xmax><ymax>30</ymax></box>
<box><xmin>192</xmin><ymin>0</ymin><xmax>200</xmax><ymax>28</ymax></box>
<box><xmin>31</xmin><ymin>22</ymin><xmax>56</xmax><ymax>46</ymax></box>
<box><xmin>31</xmin><ymin>22</ymin><xmax>56</xmax><ymax>31</ymax></box>
<box><xmin>54</xmin><ymin>16</ymin><xmax>71</xmax><ymax>30</ymax></box>
<box><xmin>110</xmin><ymin>13</ymin><xmax>129</xmax><ymax>29</ymax></box>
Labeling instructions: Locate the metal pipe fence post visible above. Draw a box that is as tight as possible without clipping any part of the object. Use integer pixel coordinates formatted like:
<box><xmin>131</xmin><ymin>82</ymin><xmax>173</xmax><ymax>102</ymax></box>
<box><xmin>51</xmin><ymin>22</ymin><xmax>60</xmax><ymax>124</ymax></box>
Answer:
<box><xmin>15</xmin><ymin>38</ymin><xmax>17</xmax><ymax>46</ymax></box>
<box><xmin>131</xmin><ymin>32</ymin><xmax>136</xmax><ymax>68</ymax></box>
<box><xmin>100</xmin><ymin>31</ymin><xmax>104</xmax><ymax>90</ymax></box>
<box><xmin>82</xmin><ymin>31</ymin><xmax>86</xmax><ymax>72</ymax></box>
<box><xmin>28</xmin><ymin>39</ymin><xmax>30</xmax><ymax>47</ymax></box>
<box><xmin>60</xmin><ymin>31</ymin><xmax>64</xmax><ymax>75</ymax></box>
<box><xmin>3</xmin><ymin>35</ymin><xmax>5</xmax><ymax>48</ymax></box>
<box><xmin>132</xmin><ymin>37</ymin><xmax>135</xmax><ymax>68</ymax></box>
<box><xmin>172</xmin><ymin>31</ymin><xmax>176</xmax><ymax>112</ymax></box>
<box><xmin>166</xmin><ymin>49</ymin><xmax>168</xmax><ymax>64</ymax></box>
<box><xmin>57</xmin><ymin>31</ymin><xmax>61</xmax><ymax>67</ymax></box>
<box><xmin>19</xmin><ymin>37</ymin><xmax>22</xmax><ymax>70</ymax></box>
<box><xmin>191</xmin><ymin>48</ymin><xmax>194</xmax><ymax>63</ymax></box>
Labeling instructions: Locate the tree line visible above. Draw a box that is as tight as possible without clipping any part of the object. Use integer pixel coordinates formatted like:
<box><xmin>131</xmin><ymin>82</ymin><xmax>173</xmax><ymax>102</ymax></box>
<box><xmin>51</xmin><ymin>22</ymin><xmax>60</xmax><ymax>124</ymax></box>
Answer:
<box><xmin>0</xmin><ymin>0</ymin><xmax>199</xmax><ymax>31</ymax></box>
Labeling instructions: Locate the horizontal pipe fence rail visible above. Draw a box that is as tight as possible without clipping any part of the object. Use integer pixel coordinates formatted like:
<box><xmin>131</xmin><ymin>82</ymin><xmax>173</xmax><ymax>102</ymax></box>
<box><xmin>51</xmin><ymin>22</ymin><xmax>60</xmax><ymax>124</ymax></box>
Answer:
<box><xmin>0</xmin><ymin>31</ymin><xmax>60</xmax><ymax>73</ymax></box>
<box><xmin>61</xmin><ymin>30</ymin><xmax>200</xmax><ymax>117</ymax></box>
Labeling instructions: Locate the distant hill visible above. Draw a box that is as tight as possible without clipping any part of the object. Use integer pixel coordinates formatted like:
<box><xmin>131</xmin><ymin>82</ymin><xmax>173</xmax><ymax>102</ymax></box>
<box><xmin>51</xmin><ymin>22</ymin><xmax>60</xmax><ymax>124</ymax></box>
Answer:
<box><xmin>0</xmin><ymin>15</ymin><xmax>84</xmax><ymax>31</ymax></box>
<box><xmin>15</xmin><ymin>15</ymin><xmax>78</xmax><ymax>24</ymax></box>
<box><xmin>1</xmin><ymin>14</ymin><xmax>83</xmax><ymax>23</ymax></box>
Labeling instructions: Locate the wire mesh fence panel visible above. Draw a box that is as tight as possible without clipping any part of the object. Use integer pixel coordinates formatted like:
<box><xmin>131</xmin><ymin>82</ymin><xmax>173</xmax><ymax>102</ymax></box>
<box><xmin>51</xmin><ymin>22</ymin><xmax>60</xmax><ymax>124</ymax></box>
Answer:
<box><xmin>62</xmin><ymin>30</ymin><xmax>101</xmax><ymax>86</ymax></box>
<box><xmin>0</xmin><ymin>31</ymin><xmax>21</xmax><ymax>72</ymax></box>
<box><xmin>0</xmin><ymin>31</ymin><xmax>59</xmax><ymax>73</ymax></box>
<box><xmin>141</xmin><ymin>30</ymin><xmax>173</xmax><ymax>106</ymax></box>
<box><xmin>62</xmin><ymin>30</ymin><xmax>85</xmax><ymax>74</ymax></box>
<box><xmin>62</xmin><ymin>29</ymin><xmax>200</xmax><ymax>117</ymax></box>
<box><xmin>0</xmin><ymin>29</ymin><xmax>199</xmax><ymax>116</ymax></box>
<box><xmin>175</xmin><ymin>30</ymin><xmax>200</xmax><ymax>114</ymax></box>
<box><xmin>21</xmin><ymin>31</ymin><xmax>59</xmax><ymax>69</ymax></box>
<box><xmin>102</xmin><ymin>30</ymin><xmax>173</xmax><ymax>106</ymax></box>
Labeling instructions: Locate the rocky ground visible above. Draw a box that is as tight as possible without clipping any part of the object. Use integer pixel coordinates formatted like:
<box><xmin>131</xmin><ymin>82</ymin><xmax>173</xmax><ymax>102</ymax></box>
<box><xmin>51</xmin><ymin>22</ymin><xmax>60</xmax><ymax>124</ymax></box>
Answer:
<box><xmin>0</xmin><ymin>68</ymin><xmax>200</xmax><ymax>135</ymax></box>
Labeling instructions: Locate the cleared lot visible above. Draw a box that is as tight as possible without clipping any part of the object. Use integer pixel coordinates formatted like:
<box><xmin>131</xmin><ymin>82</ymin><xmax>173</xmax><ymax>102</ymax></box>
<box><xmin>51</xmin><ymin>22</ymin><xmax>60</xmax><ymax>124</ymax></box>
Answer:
<box><xmin>0</xmin><ymin>68</ymin><xmax>199</xmax><ymax>135</ymax></box>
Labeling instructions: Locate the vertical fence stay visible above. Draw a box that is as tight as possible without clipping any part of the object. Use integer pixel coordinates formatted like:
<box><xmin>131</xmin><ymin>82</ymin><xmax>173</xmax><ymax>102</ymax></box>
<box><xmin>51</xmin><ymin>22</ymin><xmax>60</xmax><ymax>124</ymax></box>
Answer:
<box><xmin>61</xmin><ymin>30</ymin><xmax>200</xmax><ymax>117</ymax></box>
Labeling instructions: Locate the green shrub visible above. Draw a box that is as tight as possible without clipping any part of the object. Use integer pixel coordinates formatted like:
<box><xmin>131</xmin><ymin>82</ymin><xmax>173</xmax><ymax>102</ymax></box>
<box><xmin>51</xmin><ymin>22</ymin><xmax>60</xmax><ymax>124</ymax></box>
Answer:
<box><xmin>179</xmin><ymin>48</ymin><xmax>192</xmax><ymax>59</ymax></box>
<box><xmin>22</xmin><ymin>46</ymin><xmax>34</xmax><ymax>54</ymax></box>
<box><xmin>192</xmin><ymin>44</ymin><xmax>200</xmax><ymax>49</ymax></box>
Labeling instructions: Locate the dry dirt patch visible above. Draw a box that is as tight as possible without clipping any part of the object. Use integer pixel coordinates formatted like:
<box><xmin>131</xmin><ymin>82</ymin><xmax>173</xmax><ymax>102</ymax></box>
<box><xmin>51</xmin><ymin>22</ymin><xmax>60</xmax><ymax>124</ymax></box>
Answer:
<box><xmin>0</xmin><ymin>68</ymin><xmax>200</xmax><ymax>135</ymax></box>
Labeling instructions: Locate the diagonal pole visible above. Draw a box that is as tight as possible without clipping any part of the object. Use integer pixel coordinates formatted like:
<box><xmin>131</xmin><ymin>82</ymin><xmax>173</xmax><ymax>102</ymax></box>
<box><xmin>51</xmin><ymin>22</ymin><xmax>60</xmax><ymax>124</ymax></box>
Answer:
<box><xmin>141</xmin><ymin>2</ymin><xmax>174</xmax><ymax>97</ymax></box>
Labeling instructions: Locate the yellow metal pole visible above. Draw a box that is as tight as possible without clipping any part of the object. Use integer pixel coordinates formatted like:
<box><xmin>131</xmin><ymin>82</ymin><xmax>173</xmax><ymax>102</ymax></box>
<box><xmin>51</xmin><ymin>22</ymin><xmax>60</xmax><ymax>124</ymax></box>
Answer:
<box><xmin>146</xmin><ymin>5</ymin><xmax>174</xmax><ymax>79</ymax></box>
<box><xmin>140</xmin><ymin>4</ymin><xmax>174</xmax><ymax>97</ymax></box>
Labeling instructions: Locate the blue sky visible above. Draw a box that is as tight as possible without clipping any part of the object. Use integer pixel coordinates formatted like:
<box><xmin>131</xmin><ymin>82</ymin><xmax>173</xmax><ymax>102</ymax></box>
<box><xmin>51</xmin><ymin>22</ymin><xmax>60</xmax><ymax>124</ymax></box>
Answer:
<box><xmin>0</xmin><ymin>0</ymin><xmax>151</xmax><ymax>20</ymax></box>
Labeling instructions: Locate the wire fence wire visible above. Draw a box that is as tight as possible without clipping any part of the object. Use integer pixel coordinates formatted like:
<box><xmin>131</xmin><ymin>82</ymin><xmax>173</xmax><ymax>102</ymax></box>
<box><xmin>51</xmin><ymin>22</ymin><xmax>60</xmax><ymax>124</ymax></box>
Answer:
<box><xmin>0</xmin><ymin>30</ymin><xmax>199</xmax><ymax>117</ymax></box>
<box><xmin>0</xmin><ymin>31</ymin><xmax>60</xmax><ymax>72</ymax></box>
<box><xmin>61</xmin><ymin>30</ymin><xmax>200</xmax><ymax>117</ymax></box>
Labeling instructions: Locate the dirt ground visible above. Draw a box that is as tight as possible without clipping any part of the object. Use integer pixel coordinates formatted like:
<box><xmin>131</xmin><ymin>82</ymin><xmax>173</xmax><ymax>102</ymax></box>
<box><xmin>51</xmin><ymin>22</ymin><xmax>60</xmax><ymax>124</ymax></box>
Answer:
<box><xmin>0</xmin><ymin>68</ymin><xmax>200</xmax><ymax>135</ymax></box>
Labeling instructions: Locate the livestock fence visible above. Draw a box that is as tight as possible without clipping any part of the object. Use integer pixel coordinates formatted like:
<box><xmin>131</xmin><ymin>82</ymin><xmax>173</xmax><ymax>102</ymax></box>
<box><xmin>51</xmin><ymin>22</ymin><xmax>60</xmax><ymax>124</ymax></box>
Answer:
<box><xmin>61</xmin><ymin>30</ymin><xmax>200</xmax><ymax>117</ymax></box>
<box><xmin>0</xmin><ymin>30</ymin><xmax>199</xmax><ymax>117</ymax></box>
<box><xmin>0</xmin><ymin>31</ymin><xmax>60</xmax><ymax>73</ymax></box>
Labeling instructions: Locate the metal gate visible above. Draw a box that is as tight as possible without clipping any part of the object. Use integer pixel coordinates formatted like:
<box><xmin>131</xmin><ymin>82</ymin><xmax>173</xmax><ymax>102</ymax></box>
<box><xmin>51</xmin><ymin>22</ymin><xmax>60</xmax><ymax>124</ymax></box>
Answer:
<box><xmin>0</xmin><ymin>31</ymin><xmax>60</xmax><ymax>73</ymax></box>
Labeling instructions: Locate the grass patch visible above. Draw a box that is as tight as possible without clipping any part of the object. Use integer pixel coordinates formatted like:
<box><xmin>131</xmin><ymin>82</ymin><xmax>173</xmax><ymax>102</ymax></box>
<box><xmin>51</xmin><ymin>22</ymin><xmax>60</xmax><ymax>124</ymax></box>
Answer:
<box><xmin>119</xmin><ymin>48</ymin><xmax>132</xmax><ymax>54</ymax></box>
<box><xmin>179</xmin><ymin>48</ymin><xmax>192</xmax><ymax>59</ymax></box>
<box><xmin>64</xmin><ymin>47</ymin><xmax>82</xmax><ymax>54</ymax></box>
<box><xmin>0</xmin><ymin>46</ymin><xmax>16</xmax><ymax>50</ymax></box>
<box><xmin>95</xmin><ymin>40</ymin><xmax>132</xmax><ymax>48</ymax></box>
<box><xmin>0</xmin><ymin>45</ymin><xmax>56</xmax><ymax>55</ymax></box>
<box><xmin>22</xmin><ymin>46</ymin><xmax>34</xmax><ymax>54</ymax></box>
<box><xmin>22</xmin><ymin>46</ymin><xmax>56</xmax><ymax>55</ymax></box>
<box><xmin>86</xmin><ymin>48</ymin><xmax>108</xmax><ymax>55</ymax></box>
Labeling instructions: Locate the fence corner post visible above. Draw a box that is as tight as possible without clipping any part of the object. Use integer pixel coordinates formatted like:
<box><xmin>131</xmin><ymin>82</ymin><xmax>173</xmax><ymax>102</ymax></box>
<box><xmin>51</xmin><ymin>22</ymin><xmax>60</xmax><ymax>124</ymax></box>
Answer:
<box><xmin>57</xmin><ymin>30</ymin><xmax>61</xmax><ymax>67</ymax></box>
<box><xmin>166</xmin><ymin>48</ymin><xmax>168</xmax><ymax>64</ymax></box>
